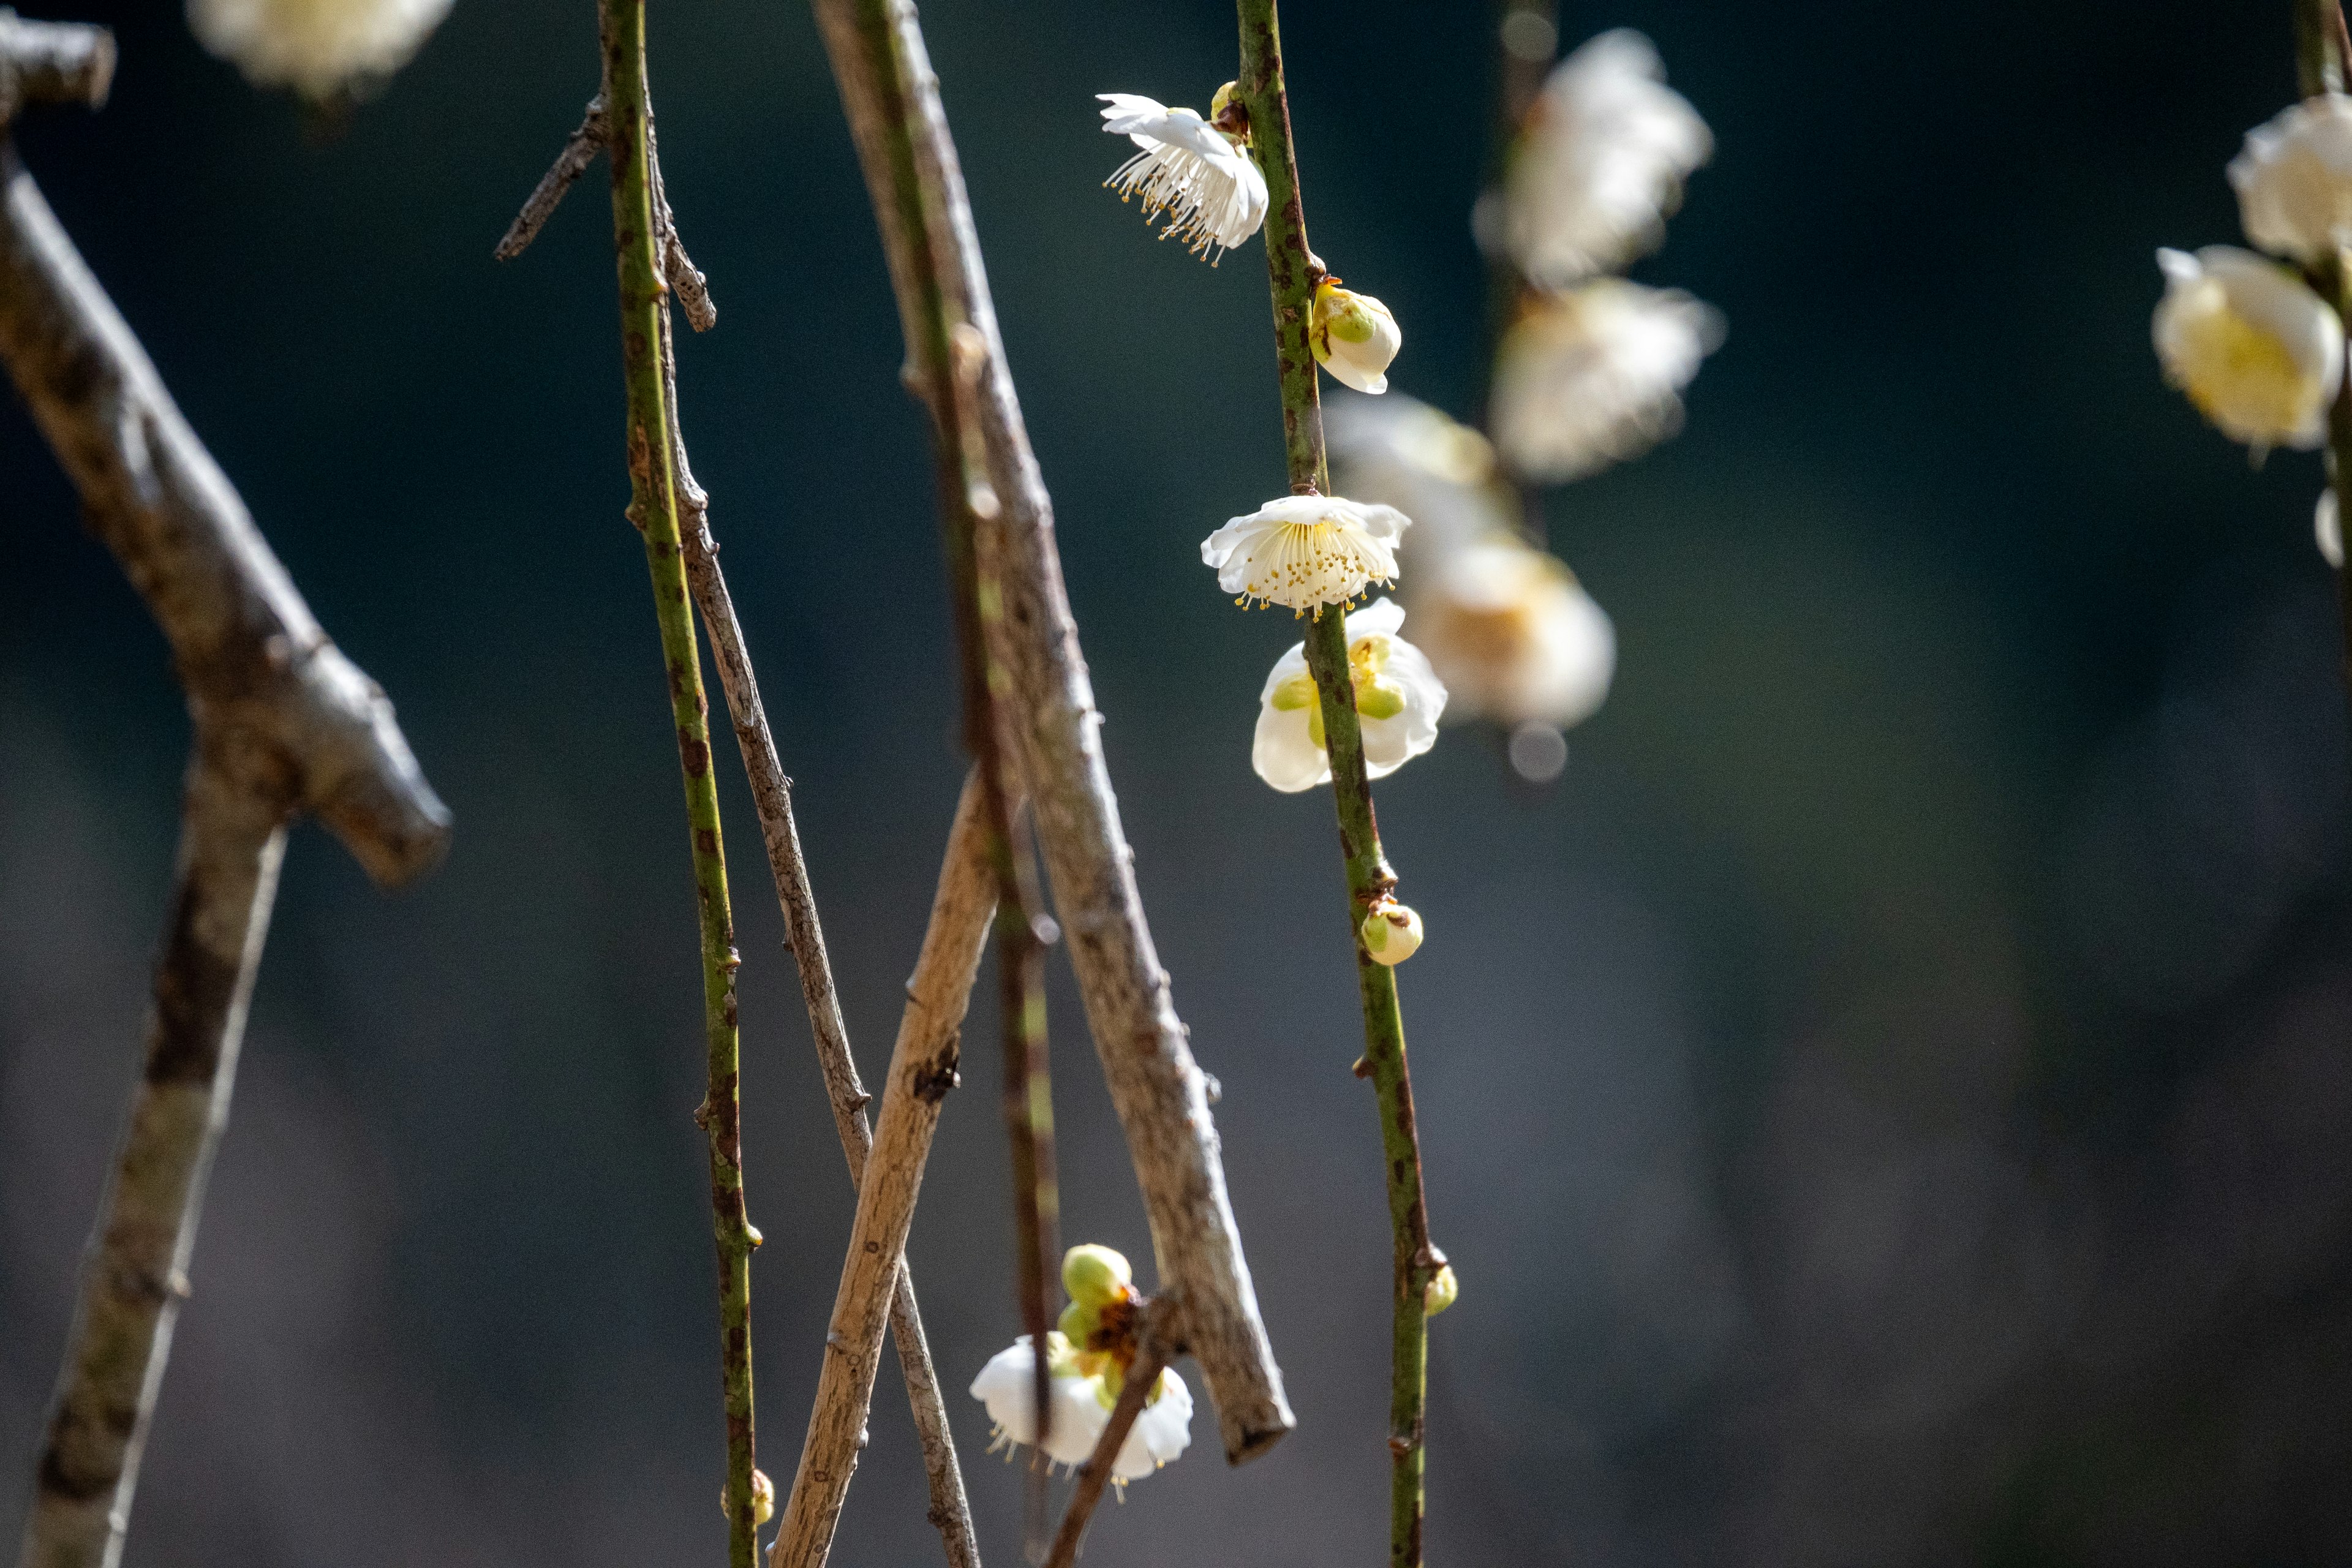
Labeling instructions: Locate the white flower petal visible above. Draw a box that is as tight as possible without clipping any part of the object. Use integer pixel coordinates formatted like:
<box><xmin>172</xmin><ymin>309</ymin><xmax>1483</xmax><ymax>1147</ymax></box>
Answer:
<box><xmin>1491</xmin><ymin>279</ymin><xmax>1721</xmax><ymax>483</ymax></box>
<box><xmin>1099</xmin><ymin>93</ymin><xmax>1268</xmax><ymax>261</ymax></box>
<box><xmin>1203</xmin><ymin>496</ymin><xmax>1411</xmax><ymax>612</ymax></box>
<box><xmin>2231</xmin><ymin>94</ymin><xmax>2352</xmax><ymax>265</ymax></box>
<box><xmin>1413</xmin><ymin>539</ymin><xmax>1616</xmax><ymax>729</ymax></box>
<box><xmin>2152</xmin><ymin>244</ymin><xmax>2343</xmax><ymax>450</ymax></box>
<box><xmin>1113</xmin><ymin>1369</ymin><xmax>1194</xmax><ymax>1479</ymax></box>
<box><xmin>189</xmin><ymin>0</ymin><xmax>451</xmax><ymax>97</ymax></box>
<box><xmin>1249</xmin><ymin>599</ymin><xmax>1445</xmax><ymax>790</ymax></box>
<box><xmin>2320</xmin><ymin>489</ymin><xmax>2343</xmax><ymax>568</ymax></box>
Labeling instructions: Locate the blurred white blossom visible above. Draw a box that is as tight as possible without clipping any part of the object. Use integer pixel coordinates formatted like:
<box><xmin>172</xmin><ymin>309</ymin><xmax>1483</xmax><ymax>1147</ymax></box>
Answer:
<box><xmin>1328</xmin><ymin>392</ymin><xmax>1518</xmax><ymax>557</ymax></box>
<box><xmin>2152</xmin><ymin>246</ymin><xmax>2341</xmax><ymax>453</ymax></box>
<box><xmin>968</xmin><ymin>1332</ymin><xmax>1192</xmax><ymax>1480</ymax></box>
<box><xmin>1099</xmin><ymin>93</ymin><xmax>1268</xmax><ymax>263</ymax></box>
<box><xmin>1202</xmin><ymin>495</ymin><xmax>1411</xmax><ymax>613</ymax></box>
<box><xmin>2231</xmin><ymin>95</ymin><xmax>2352</xmax><ymax>266</ymax></box>
<box><xmin>1491</xmin><ymin>279</ymin><xmax>1722</xmax><ymax>483</ymax></box>
<box><xmin>2318</xmin><ymin>489</ymin><xmax>2342</xmax><ymax>567</ymax></box>
<box><xmin>1499</xmin><ymin>29</ymin><xmax>1711</xmax><ymax>287</ymax></box>
<box><xmin>1254</xmin><ymin>598</ymin><xmax>1446</xmax><ymax>792</ymax></box>
<box><xmin>1311</xmin><ymin>279</ymin><xmax>1402</xmax><ymax>394</ymax></box>
<box><xmin>1412</xmin><ymin>537</ymin><xmax>1615</xmax><ymax>731</ymax></box>
<box><xmin>187</xmin><ymin>0</ymin><xmax>451</xmax><ymax>99</ymax></box>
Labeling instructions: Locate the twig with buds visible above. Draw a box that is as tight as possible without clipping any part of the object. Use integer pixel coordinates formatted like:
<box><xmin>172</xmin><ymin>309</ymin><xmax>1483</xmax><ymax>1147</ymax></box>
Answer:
<box><xmin>1038</xmin><ymin>1301</ymin><xmax>1177</xmax><ymax>1568</ymax></box>
<box><xmin>771</xmin><ymin>776</ymin><xmax>998</xmax><ymax>1568</ymax></box>
<box><xmin>1234</xmin><ymin>6</ymin><xmax>1443</xmax><ymax>1568</ymax></box>
<box><xmin>810</xmin><ymin>0</ymin><xmax>1294</xmax><ymax>1469</ymax></box>
<box><xmin>590</xmin><ymin>5</ymin><xmax>760</xmax><ymax>1563</ymax></box>
<box><xmin>0</xmin><ymin>18</ymin><xmax>450</xmax><ymax>1567</ymax></box>
<box><xmin>2293</xmin><ymin>0</ymin><xmax>2352</xmax><ymax>705</ymax></box>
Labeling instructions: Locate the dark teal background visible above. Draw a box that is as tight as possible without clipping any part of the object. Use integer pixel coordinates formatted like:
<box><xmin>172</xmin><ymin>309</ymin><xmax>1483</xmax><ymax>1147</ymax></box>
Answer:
<box><xmin>6</xmin><ymin>1</ymin><xmax>2351</xmax><ymax>1563</ymax></box>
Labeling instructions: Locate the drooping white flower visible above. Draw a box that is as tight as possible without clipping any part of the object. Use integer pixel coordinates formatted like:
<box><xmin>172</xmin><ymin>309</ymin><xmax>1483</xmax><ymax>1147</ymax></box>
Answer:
<box><xmin>970</xmin><ymin>1333</ymin><xmax>1112</xmax><ymax>1469</ymax></box>
<box><xmin>2231</xmin><ymin>95</ymin><xmax>2352</xmax><ymax>265</ymax></box>
<box><xmin>1202</xmin><ymin>495</ymin><xmax>1412</xmax><ymax>613</ymax></box>
<box><xmin>1411</xmin><ymin>538</ymin><xmax>1616</xmax><ymax>731</ymax></box>
<box><xmin>1311</xmin><ymin>279</ymin><xmax>1403</xmax><ymax>394</ymax></box>
<box><xmin>1253</xmin><ymin>598</ymin><xmax>1447</xmax><ymax>792</ymax></box>
<box><xmin>1099</xmin><ymin>92</ymin><xmax>1269</xmax><ymax>263</ymax></box>
<box><xmin>2319</xmin><ymin>488</ymin><xmax>2342</xmax><ymax>567</ymax></box>
<box><xmin>1490</xmin><ymin>279</ymin><xmax>1722</xmax><ymax>483</ymax></box>
<box><xmin>1113</xmin><ymin>1367</ymin><xmax>1193</xmax><ymax>1479</ymax></box>
<box><xmin>2152</xmin><ymin>246</ymin><xmax>2342</xmax><ymax>453</ymax></box>
<box><xmin>1499</xmin><ymin>29</ymin><xmax>1711</xmax><ymax>287</ymax></box>
<box><xmin>187</xmin><ymin>0</ymin><xmax>451</xmax><ymax>99</ymax></box>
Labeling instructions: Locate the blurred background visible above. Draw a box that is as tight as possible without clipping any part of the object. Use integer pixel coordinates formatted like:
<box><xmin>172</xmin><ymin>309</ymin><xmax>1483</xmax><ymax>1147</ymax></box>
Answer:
<box><xmin>6</xmin><ymin>1</ymin><xmax>2352</xmax><ymax>1563</ymax></box>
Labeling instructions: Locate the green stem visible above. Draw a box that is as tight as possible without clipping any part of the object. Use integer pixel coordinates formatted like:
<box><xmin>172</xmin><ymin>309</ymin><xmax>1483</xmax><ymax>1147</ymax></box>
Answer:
<box><xmin>596</xmin><ymin>6</ymin><xmax>756</xmax><ymax>1565</ymax></box>
<box><xmin>1237</xmin><ymin>8</ymin><xmax>1436</xmax><ymax>1568</ymax></box>
<box><xmin>853</xmin><ymin>0</ymin><xmax>1062</xmax><ymax>1527</ymax></box>
<box><xmin>2295</xmin><ymin>1</ymin><xmax>2352</xmax><ymax>706</ymax></box>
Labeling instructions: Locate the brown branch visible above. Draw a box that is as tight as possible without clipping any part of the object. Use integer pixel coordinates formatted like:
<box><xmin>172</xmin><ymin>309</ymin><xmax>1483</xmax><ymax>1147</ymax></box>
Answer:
<box><xmin>652</xmin><ymin>179</ymin><xmax>978</xmax><ymax>1568</ymax></box>
<box><xmin>0</xmin><ymin>9</ymin><xmax>110</xmax><ymax>123</ymax></box>
<box><xmin>1039</xmin><ymin>1303</ymin><xmax>1176</xmax><ymax>1568</ymax></box>
<box><xmin>494</xmin><ymin>95</ymin><xmax>603</xmax><ymax>262</ymax></box>
<box><xmin>809</xmin><ymin>0</ymin><xmax>1294</xmax><ymax>1464</ymax></box>
<box><xmin>1</xmin><ymin>41</ymin><xmax>449</xmax><ymax>1567</ymax></box>
<box><xmin>771</xmin><ymin>775</ymin><xmax>997</xmax><ymax>1568</ymax></box>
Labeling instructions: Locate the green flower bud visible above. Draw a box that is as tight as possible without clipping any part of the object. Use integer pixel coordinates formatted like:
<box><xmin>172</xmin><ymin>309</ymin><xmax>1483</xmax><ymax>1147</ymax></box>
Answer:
<box><xmin>1062</xmin><ymin>1242</ymin><xmax>1134</xmax><ymax>1307</ymax></box>
<box><xmin>1361</xmin><ymin>900</ymin><xmax>1424</xmax><ymax>966</ymax></box>
<box><xmin>1423</xmin><ymin>1264</ymin><xmax>1458</xmax><ymax>1317</ymax></box>
<box><xmin>1058</xmin><ymin>1298</ymin><xmax>1100</xmax><ymax>1348</ymax></box>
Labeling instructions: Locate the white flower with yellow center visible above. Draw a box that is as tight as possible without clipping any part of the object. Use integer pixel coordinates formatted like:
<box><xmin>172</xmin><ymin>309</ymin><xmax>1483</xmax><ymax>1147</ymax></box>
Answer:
<box><xmin>1499</xmin><ymin>29</ymin><xmax>1711</xmax><ymax>287</ymax></box>
<box><xmin>188</xmin><ymin>0</ymin><xmax>451</xmax><ymax>99</ymax></box>
<box><xmin>2152</xmin><ymin>246</ymin><xmax>2342</xmax><ymax>453</ymax></box>
<box><xmin>1202</xmin><ymin>495</ymin><xmax>1412</xmax><ymax>614</ymax></box>
<box><xmin>1311</xmin><ymin>279</ymin><xmax>1403</xmax><ymax>394</ymax></box>
<box><xmin>968</xmin><ymin>1333</ymin><xmax>1192</xmax><ymax>1480</ymax></box>
<box><xmin>1491</xmin><ymin>279</ymin><xmax>1722</xmax><ymax>483</ymax></box>
<box><xmin>1254</xmin><ymin>598</ymin><xmax>1447</xmax><ymax>792</ymax></box>
<box><xmin>1099</xmin><ymin>91</ymin><xmax>1269</xmax><ymax>263</ymax></box>
<box><xmin>1412</xmin><ymin>537</ymin><xmax>1615</xmax><ymax>733</ymax></box>
<box><xmin>2231</xmin><ymin>95</ymin><xmax>2352</xmax><ymax>266</ymax></box>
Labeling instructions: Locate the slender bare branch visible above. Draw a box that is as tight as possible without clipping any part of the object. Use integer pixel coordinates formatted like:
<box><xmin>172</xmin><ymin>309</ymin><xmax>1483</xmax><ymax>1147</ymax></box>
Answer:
<box><xmin>1039</xmin><ymin>1303</ymin><xmax>1175</xmax><ymax>1568</ymax></box>
<box><xmin>809</xmin><ymin>0</ymin><xmax>1294</xmax><ymax>1463</ymax></box>
<box><xmin>654</xmin><ymin>189</ymin><xmax>978</xmax><ymax>1568</ymax></box>
<box><xmin>2</xmin><ymin>44</ymin><xmax>448</xmax><ymax>1566</ymax></box>
<box><xmin>771</xmin><ymin>778</ymin><xmax>997</xmax><ymax>1568</ymax></box>
<box><xmin>0</xmin><ymin>9</ymin><xmax>110</xmax><ymax>122</ymax></box>
<box><xmin>494</xmin><ymin>95</ymin><xmax>604</xmax><ymax>262</ymax></box>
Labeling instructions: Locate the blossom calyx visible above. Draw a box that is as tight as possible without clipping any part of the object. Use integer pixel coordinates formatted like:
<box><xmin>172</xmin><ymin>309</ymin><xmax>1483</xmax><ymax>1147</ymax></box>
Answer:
<box><xmin>1361</xmin><ymin>898</ymin><xmax>1425</xmax><ymax>966</ymax></box>
<box><xmin>1312</xmin><ymin>279</ymin><xmax>1403</xmax><ymax>394</ymax></box>
<box><xmin>1063</xmin><ymin>1242</ymin><xmax>1135</xmax><ymax>1307</ymax></box>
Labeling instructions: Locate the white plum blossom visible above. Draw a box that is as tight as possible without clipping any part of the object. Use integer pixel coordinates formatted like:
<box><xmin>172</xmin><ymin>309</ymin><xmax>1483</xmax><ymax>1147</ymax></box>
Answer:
<box><xmin>968</xmin><ymin>1332</ymin><xmax>1193</xmax><ymax>1481</ymax></box>
<box><xmin>1202</xmin><ymin>495</ymin><xmax>1411</xmax><ymax>613</ymax></box>
<box><xmin>1499</xmin><ymin>29</ymin><xmax>1711</xmax><ymax>287</ymax></box>
<box><xmin>1412</xmin><ymin>538</ymin><xmax>1616</xmax><ymax>731</ymax></box>
<box><xmin>1490</xmin><ymin>279</ymin><xmax>1722</xmax><ymax>483</ymax></box>
<box><xmin>1311</xmin><ymin>279</ymin><xmax>1403</xmax><ymax>394</ymax></box>
<box><xmin>2319</xmin><ymin>489</ymin><xmax>2342</xmax><ymax>568</ymax></box>
<box><xmin>187</xmin><ymin>0</ymin><xmax>451</xmax><ymax>99</ymax></box>
<box><xmin>1329</xmin><ymin>391</ymin><xmax>1521</xmax><ymax>564</ymax></box>
<box><xmin>1254</xmin><ymin>598</ymin><xmax>1447</xmax><ymax>792</ymax></box>
<box><xmin>2152</xmin><ymin>246</ymin><xmax>2342</xmax><ymax>453</ymax></box>
<box><xmin>2231</xmin><ymin>94</ymin><xmax>2352</xmax><ymax>265</ymax></box>
<box><xmin>1099</xmin><ymin>93</ymin><xmax>1268</xmax><ymax>263</ymax></box>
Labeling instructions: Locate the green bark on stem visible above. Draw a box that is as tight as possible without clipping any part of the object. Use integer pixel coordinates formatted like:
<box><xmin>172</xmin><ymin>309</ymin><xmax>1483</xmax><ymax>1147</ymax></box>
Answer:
<box><xmin>597</xmin><ymin>6</ymin><xmax>757</xmax><ymax>1565</ymax></box>
<box><xmin>1237</xmin><ymin>6</ymin><xmax>1437</xmax><ymax>1567</ymax></box>
<box><xmin>2293</xmin><ymin>0</ymin><xmax>2352</xmax><ymax>706</ymax></box>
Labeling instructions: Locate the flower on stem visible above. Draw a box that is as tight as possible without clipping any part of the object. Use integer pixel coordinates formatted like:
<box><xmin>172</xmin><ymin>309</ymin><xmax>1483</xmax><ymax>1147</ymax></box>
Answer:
<box><xmin>188</xmin><ymin>0</ymin><xmax>451</xmax><ymax>99</ymax></box>
<box><xmin>1491</xmin><ymin>279</ymin><xmax>1723</xmax><ymax>484</ymax></box>
<box><xmin>1496</xmin><ymin>29</ymin><xmax>1711</xmax><ymax>287</ymax></box>
<box><xmin>1360</xmin><ymin>897</ymin><xmax>1425</xmax><ymax>967</ymax></box>
<box><xmin>1099</xmin><ymin>91</ymin><xmax>1269</xmax><ymax>263</ymax></box>
<box><xmin>1411</xmin><ymin>537</ymin><xmax>1616</xmax><ymax>732</ymax></box>
<box><xmin>1254</xmin><ymin>598</ymin><xmax>1446</xmax><ymax>792</ymax></box>
<box><xmin>1202</xmin><ymin>496</ymin><xmax>1412</xmax><ymax>614</ymax></box>
<box><xmin>2152</xmin><ymin>246</ymin><xmax>2342</xmax><ymax>453</ymax></box>
<box><xmin>1311</xmin><ymin>279</ymin><xmax>1403</xmax><ymax>394</ymax></box>
<box><xmin>2231</xmin><ymin>95</ymin><xmax>2352</xmax><ymax>266</ymax></box>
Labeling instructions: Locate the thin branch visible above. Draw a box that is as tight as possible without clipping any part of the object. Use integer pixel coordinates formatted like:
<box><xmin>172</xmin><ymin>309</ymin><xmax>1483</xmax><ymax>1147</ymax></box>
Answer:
<box><xmin>1039</xmin><ymin>1303</ymin><xmax>1175</xmax><ymax>1568</ymax></box>
<box><xmin>647</xmin><ymin>119</ymin><xmax>716</xmax><ymax>332</ymax></box>
<box><xmin>810</xmin><ymin>0</ymin><xmax>1294</xmax><ymax>1465</ymax></box>
<box><xmin>772</xmin><ymin>777</ymin><xmax>998</xmax><ymax>1568</ymax></box>
<box><xmin>2295</xmin><ymin>0</ymin><xmax>2352</xmax><ymax>713</ymax></box>
<box><xmin>1</xmin><ymin>34</ymin><xmax>448</xmax><ymax>1564</ymax></box>
<box><xmin>1234</xmin><ymin>7</ymin><xmax>1439</xmax><ymax>1568</ymax></box>
<box><xmin>650</xmin><ymin>164</ymin><xmax>981</xmax><ymax>1568</ymax></box>
<box><xmin>592</xmin><ymin>6</ymin><xmax>758</xmax><ymax>1566</ymax></box>
<box><xmin>494</xmin><ymin>94</ymin><xmax>603</xmax><ymax>262</ymax></box>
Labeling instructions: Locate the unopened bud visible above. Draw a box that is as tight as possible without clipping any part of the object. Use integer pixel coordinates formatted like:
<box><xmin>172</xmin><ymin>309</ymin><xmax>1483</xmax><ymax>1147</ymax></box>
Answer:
<box><xmin>1062</xmin><ymin>1242</ymin><xmax>1134</xmax><ymax>1306</ymax></box>
<box><xmin>1360</xmin><ymin>899</ymin><xmax>1423</xmax><ymax>966</ymax></box>
<box><xmin>1423</xmin><ymin>1264</ymin><xmax>1458</xmax><ymax>1317</ymax></box>
<box><xmin>1311</xmin><ymin>278</ymin><xmax>1402</xmax><ymax>395</ymax></box>
<box><xmin>721</xmin><ymin>1468</ymin><xmax>776</xmax><ymax>1526</ymax></box>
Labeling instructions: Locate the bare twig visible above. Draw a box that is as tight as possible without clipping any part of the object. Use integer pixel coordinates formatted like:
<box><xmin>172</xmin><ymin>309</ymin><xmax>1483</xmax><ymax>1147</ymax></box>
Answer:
<box><xmin>810</xmin><ymin>0</ymin><xmax>1294</xmax><ymax>1465</ymax></box>
<box><xmin>0</xmin><ymin>8</ymin><xmax>110</xmax><ymax>122</ymax></box>
<box><xmin>649</xmin><ymin>127</ymin><xmax>716</xmax><ymax>333</ymax></box>
<box><xmin>1</xmin><ymin>34</ymin><xmax>448</xmax><ymax>1565</ymax></box>
<box><xmin>1039</xmin><ymin>1304</ymin><xmax>1175</xmax><ymax>1568</ymax></box>
<box><xmin>651</xmin><ymin>171</ymin><xmax>979</xmax><ymax>1568</ymax></box>
<box><xmin>592</xmin><ymin>6</ymin><xmax>758</xmax><ymax>1564</ymax></box>
<box><xmin>771</xmin><ymin>777</ymin><xmax>998</xmax><ymax>1568</ymax></box>
<box><xmin>494</xmin><ymin>94</ymin><xmax>603</xmax><ymax>262</ymax></box>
